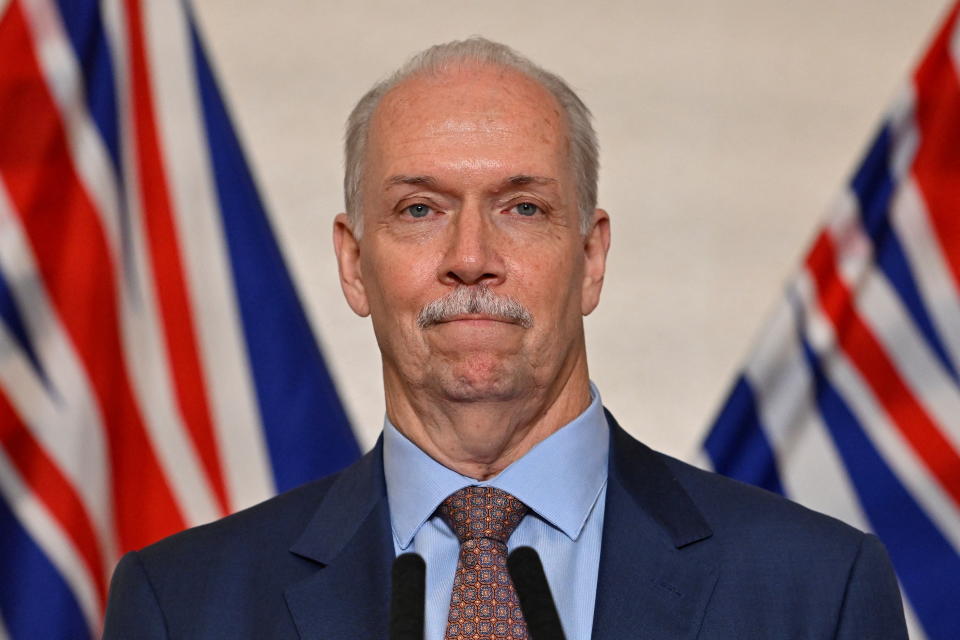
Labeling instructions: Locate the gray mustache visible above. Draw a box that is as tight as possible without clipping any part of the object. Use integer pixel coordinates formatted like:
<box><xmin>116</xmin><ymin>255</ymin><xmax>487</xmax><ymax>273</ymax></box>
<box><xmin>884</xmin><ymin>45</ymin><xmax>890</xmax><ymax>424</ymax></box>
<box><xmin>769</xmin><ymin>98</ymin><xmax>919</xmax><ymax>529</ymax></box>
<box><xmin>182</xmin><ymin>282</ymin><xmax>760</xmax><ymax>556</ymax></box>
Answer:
<box><xmin>417</xmin><ymin>286</ymin><xmax>533</xmax><ymax>329</ymax></box>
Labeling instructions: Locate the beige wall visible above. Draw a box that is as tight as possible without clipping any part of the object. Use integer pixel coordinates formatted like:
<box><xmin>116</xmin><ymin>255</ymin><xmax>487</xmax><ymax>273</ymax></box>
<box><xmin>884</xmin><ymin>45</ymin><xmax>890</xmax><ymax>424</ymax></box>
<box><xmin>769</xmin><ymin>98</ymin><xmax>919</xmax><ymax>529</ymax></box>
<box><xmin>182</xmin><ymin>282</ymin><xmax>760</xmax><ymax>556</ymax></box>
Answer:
<box><xmin>191</xmin><ymin>0</ymin><xmax>950</xmax><ymax>459</ymax></box>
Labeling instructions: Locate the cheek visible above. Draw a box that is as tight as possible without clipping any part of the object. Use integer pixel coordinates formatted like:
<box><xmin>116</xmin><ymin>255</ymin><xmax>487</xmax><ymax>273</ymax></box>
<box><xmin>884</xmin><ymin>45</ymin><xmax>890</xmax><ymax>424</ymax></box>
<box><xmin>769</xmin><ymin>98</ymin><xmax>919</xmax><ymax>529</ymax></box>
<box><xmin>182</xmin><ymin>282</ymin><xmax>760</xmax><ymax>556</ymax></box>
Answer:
<box><xmin>509</xmin><ymin>246</ymin><xmax>582</xmax><ymax>309</ymax></box>
<box><xmin>362</xmin><ymin>245</ymin><xmax>439</xmax><ymax>316</ymax></box>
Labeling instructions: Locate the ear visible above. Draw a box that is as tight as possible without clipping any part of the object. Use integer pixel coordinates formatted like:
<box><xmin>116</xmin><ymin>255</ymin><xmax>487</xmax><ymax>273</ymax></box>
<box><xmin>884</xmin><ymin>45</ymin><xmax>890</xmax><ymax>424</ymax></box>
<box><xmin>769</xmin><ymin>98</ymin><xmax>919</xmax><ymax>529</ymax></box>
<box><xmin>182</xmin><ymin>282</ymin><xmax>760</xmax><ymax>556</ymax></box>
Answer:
<box><xmin>333</xmin><ymin>213</ymin><xmax>370</xmax><ymax>317</ymax></box>
<box><xmin>581</xmin><ymin>208</ymin><xmax>610</xmax><ymax>316</ymax></box>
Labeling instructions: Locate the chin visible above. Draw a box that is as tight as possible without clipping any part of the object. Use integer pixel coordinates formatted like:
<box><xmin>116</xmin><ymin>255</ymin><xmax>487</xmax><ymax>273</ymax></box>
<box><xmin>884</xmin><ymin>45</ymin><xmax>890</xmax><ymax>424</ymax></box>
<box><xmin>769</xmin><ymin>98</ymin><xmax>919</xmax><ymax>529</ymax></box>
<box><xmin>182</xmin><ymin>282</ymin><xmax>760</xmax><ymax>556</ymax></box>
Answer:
<box><xmin>436</xmin><ymin>356</ymin><xmax>529</xmax><ymax>403</ymax></box>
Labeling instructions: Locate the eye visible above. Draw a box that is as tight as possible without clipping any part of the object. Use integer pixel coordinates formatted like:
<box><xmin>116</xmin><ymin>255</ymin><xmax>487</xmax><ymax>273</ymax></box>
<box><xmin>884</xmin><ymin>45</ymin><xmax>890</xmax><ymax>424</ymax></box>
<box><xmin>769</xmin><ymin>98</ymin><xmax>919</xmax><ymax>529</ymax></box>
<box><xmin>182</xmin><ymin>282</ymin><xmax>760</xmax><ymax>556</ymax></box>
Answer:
<box><xmin>510</xmin><ymin>202</ymin><xmax>540</xmax><ymax>217</ymax></box>
<box><xmin>404</xmin><ymin>203</ymin><xmax>433</xmax><ymax>218</ymax></box>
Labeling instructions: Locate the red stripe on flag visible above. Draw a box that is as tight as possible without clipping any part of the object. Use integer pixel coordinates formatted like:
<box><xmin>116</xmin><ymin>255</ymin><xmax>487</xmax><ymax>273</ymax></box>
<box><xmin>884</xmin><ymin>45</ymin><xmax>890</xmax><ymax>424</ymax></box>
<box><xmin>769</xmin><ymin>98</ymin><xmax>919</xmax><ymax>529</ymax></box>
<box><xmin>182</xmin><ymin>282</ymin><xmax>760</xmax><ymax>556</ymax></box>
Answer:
<box><xmin>123</xmin><ymin>0</ymin><xmax>230</xmax><ymax>515</ymax></box>
<box><xmin>0</xmin><ymin>1</ymin><xmax>184</xmax><ymax>549</ymax></box>
<box><xmin>806</xmin><ymin>231</ymin><xmax>960</xmax><ymax>507</ymax></box>
<box><xmin>912</xmin><ymin>3</ymin><xmax>960</xmax><ymax>294</ymax></box>
<box><xmin>0</xmin><ymin>390</ymin><xmax>107</xmax><ymax>611</ymax></box>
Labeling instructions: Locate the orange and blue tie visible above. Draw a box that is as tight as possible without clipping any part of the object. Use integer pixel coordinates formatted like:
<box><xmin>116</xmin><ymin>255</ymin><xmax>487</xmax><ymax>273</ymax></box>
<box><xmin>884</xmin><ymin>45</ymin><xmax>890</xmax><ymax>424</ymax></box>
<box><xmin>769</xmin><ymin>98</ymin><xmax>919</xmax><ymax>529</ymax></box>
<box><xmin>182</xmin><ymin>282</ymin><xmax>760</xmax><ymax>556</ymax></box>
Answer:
<box><xmin>439</xmin><ymin>486</ymin><xmax>529</xmax><ymax>640</ymax></box>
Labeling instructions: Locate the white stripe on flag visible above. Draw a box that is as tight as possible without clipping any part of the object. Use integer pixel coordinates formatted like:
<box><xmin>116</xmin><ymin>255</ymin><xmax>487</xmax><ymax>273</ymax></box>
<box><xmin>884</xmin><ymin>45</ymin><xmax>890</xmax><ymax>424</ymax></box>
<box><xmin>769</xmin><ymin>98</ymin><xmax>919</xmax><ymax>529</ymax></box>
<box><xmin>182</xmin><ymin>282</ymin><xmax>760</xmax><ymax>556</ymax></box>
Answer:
<box><xmin>19</xmin><ymin>0</ymin><xmax>123</xmax><ymax>257</ymax></box>
<box><xmin>144</xmin><ymin>0</ymin><xmax>274</xmax><ymax>510</ymax></box>
<box><xmin>24</xmin><ymin>0</ymin><xmax>220</xmax><ymax>529</ymax></box>
<box><xmin>100</xmin><ymin>0</ymin><xmax>221</xmax><ymax>526</ymax></box>
<box><xmin>0</xmin><ymin>446</ymin><xmax>99</xmax><ymax>636</ymax></box>
<box><xmin>886</xmin><ymin>86</ymin><xmax>921</xmax><ymax>181</ymax></box>
<box><xmin>744</xmin><ymin>295</ymin><xmax>870</xmax><ymax>532</ymax></box>
<box><xmin>849</xmin><ymin>58</ymin><xmax>948</xmax><ymax>640</ymax></box>
<box><xmin>885</xmin><ymin>84</ymin><xmax>960</xmax><ymax>378</ymax></box>
<box><xmin>0</xmin><ymin>181</ymin><xmax>118</xmax><ymax>573</ymax></box>
<box><xmin>827</xmin><ymin>190</ymin><xmax>960</xmax><ymax>455</ymax></box>
<box><xmin>796</xmin><ymin>270</ymin><xmax>960</xmax><ymax>553</ymax></box>
<box><xmin>901</xmin><ymin>593</ymin><xmax>928</xmax><ymax>640</ymax></box>
<box><xmin>893</xmin><ymin>177</ymin><xmax>960</xmax><ymax>376</ymax></box>
<box><xmin>688</xmin><ymin>448</ymin><xmax>711</xmax><ymax>471</ymax></box>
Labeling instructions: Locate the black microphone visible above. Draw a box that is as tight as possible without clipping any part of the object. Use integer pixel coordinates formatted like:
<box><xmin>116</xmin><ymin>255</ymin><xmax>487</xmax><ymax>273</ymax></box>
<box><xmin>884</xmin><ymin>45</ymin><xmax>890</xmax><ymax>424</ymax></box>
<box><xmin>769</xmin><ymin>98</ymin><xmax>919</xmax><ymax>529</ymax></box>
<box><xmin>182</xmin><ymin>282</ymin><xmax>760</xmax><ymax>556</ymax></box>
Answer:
<box><xmin>507</xmin><ymin>546</ymin><xmax>567</xmax><ymax>640</ymax></box>
<box><xmin>390</xmin><ymin>552</ymin><xmax>425</xmax><ymax>640</ymax></box>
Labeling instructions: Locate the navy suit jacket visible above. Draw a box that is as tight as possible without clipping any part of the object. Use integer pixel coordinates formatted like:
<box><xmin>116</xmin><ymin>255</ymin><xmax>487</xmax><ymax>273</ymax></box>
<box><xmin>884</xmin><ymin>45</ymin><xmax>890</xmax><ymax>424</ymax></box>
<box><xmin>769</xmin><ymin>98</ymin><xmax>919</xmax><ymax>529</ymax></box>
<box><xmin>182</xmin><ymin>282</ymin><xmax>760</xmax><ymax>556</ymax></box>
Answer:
<box><xmin>103</xmin><ymin>414</ymin><xmax>907</xmax><ymax>639</ymax></box>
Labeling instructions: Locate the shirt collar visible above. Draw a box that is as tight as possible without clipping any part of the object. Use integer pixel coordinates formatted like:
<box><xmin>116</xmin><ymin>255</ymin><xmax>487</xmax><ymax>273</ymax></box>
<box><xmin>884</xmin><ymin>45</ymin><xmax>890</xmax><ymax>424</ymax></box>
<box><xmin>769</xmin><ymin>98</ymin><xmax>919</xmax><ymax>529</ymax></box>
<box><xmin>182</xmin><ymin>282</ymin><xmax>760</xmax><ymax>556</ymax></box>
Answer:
<box><xmin>383</xmin><ymin>383</ymin><xmax>609</xmax><ymax>549</ymax></box>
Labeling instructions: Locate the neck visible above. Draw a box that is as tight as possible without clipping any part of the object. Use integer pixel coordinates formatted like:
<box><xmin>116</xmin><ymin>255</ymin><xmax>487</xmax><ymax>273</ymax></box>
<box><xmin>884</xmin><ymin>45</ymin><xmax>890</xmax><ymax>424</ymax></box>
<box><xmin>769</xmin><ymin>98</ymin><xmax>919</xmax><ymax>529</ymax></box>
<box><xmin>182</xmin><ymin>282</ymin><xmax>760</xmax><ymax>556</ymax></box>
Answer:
<box><xmin>384</xmin><ymin>356</ymin><xmax>592</xmax><ymax>480</ymax></box>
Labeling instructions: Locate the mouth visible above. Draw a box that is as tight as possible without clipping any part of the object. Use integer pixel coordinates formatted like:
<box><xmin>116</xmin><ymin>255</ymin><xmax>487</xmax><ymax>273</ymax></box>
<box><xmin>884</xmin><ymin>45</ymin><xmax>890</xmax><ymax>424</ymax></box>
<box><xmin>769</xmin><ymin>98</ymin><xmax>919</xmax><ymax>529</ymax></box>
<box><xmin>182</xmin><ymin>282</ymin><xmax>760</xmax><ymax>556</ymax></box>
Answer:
<box><xmin>434</xmin><ymin>314</ymin><xmax>518</xmax><ymax>326</ymax></box>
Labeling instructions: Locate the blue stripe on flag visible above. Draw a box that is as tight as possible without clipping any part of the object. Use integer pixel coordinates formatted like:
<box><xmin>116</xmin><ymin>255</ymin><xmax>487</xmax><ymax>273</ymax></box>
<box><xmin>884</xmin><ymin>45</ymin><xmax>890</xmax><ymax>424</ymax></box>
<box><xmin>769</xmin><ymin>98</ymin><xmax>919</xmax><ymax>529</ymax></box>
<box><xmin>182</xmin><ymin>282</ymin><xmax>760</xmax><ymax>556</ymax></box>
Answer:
<box><xmin>799</xmin><ymin>337</ymin><xmax>960</xmax><ymax>639</ymax></box>
<box><xmin>0</xmin><ymin>494</ymin><xmax>90</xmax><ymax>640</ymax></box>
<box><xmin>53</xmin><ymin>0</ymin><xmax>120</xmax><ymax>173</ymax></box>
<box><xmin>851</xmin><ymin>125</ymin><xmax>958</xmax><ymax>380</ymax></box>
<box><xmin>0</xmin><ymin>269</ymin><xmax>47</xmax><ymax>387</ymax></box>
<box><xmin>187</xmin><ymin>20</ymin><xmax>360</xmax><ymax>491</ymax></box>
<box><xmin>704</xmin><ymin>376</ymin><xmax>785</xmax><ymax>494</ymax></box>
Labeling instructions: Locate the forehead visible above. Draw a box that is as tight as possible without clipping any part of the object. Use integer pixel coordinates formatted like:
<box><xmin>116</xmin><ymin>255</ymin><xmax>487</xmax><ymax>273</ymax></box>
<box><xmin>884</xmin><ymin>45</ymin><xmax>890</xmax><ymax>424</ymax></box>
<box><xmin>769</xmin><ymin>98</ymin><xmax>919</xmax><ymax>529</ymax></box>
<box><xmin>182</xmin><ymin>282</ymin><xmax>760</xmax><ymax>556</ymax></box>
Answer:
<box><xmin>366</xmin><ymin>64</ymin><xmax>570</xmax><ymax>180</ymax></box>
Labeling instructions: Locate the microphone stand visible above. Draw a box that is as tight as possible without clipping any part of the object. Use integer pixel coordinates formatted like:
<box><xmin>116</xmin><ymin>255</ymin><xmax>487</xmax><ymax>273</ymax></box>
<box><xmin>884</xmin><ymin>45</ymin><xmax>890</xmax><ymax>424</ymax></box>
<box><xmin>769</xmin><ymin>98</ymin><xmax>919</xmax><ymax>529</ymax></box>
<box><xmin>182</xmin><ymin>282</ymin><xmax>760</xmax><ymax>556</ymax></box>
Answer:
<box><xmin>389</xmin><ymin>547</ymin><xmax>566</xmax><ymax>640</ymax></box>
<box><xmin>390</xmin><ymin>553</ymin><xmax>425</xmax><ymax>640</ymax></box>
<box><xmin>508</xmin><ymin>546</ymin><xmax>567</xmax><ymax>640</ymax></box>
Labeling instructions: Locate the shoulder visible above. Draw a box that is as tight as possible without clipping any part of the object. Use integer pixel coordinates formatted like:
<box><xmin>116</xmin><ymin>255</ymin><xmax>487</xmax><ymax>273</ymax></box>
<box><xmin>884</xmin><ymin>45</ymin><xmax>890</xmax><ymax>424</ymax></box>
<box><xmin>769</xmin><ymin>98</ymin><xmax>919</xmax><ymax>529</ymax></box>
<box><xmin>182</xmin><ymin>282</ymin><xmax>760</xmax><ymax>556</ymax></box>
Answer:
<box><xmin>133</xmin><ymin>436</ymin><xmax>385</xmax><ymax>568</ymax></box>
<box><xmin>126</xmin><ymin>441</ymin><xmax>385</xmax><ymax>590</ymax></box>
<box><xmin>606</xmin><ymin>414</ymin><xmax>867</xmax><ymax>556</ymax></box>
<box><xmin>657</xmin><ymin>453</ymin><xmax>904</xmax><ymax>637</ymax></box>
<box><xmin>135</xmin><ymin>473</ymin><xmax>340</xmax><ymax>569</ymax></box>
<box><xmin>104</xmin><ymin>444</ymin><xmax>389</xmax><ymax>637</ymax></box>
<box><xmin>606</xmin><ymin>416</ymin><xmax>886</xmax><ymax>586</ymax></box>
<box><xmin>103</xmin><ymin>474</ymin><xmax>345</xmax><ymax>638</ymax></box>
<box><xmin>661</xmin><ymin>453</ymin><xmax>866</xmax><ymax>551</ymax></box>
<box><xmin>655</xmin><ymin>451</ymin><xmax>893</xmax><ymax>599</ymax></box>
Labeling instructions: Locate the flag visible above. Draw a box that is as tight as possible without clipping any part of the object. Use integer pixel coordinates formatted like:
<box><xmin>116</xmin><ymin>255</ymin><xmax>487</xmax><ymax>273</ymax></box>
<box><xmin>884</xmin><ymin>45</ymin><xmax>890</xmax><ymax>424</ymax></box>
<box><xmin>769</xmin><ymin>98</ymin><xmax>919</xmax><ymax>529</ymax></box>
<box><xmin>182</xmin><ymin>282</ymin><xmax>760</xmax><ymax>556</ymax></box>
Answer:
<box><xmin>703</xmin><ymin>3</ymin><xmax>960</xmax><ymax>639</ymax></box>
<box><xmin>0</xmin><ymin>0</ymin><xmax>360</xmax><ymax>637</ymax></box>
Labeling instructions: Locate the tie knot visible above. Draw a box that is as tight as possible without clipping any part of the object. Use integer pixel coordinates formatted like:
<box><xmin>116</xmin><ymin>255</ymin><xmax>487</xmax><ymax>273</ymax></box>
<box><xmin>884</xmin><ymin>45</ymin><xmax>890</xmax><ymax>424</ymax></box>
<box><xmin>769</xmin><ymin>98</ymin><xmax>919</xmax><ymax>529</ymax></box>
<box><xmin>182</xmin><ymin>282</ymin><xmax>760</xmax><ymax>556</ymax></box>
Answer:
<box><xmin>439</xmin><ymin>486</ymin><xmax>528</xmax><ymax>543</ymax></box>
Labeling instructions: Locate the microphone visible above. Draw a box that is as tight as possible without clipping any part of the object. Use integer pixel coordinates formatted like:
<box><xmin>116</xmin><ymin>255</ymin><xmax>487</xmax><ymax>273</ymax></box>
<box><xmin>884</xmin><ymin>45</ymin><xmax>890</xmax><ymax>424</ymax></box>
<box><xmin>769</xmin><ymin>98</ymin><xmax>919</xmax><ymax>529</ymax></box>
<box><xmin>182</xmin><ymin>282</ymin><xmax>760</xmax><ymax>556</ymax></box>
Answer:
<box><xmin>507</xmin><ymin>547</ymin><xmax>567</xmax><ymax>640</ymax></box>
<box><xmin>390</xmin><ymin>553</ymin><xmax>425</xmax><ymax>640</ymax></box>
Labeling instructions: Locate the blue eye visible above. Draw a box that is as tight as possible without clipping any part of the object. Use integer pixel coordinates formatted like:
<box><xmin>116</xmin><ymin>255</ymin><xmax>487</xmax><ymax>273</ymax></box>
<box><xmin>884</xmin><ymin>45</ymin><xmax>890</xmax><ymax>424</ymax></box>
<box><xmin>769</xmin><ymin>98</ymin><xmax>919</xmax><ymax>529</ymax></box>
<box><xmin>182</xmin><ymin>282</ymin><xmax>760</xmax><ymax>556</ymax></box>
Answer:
<box><xmin>511</xmin><ymin>202</ymin><xmax>540</xmax><ymax>217</ymax></box>
<box><xmin>405</xmin><ymin>203</ymin><xmax>432</xmax><ymax>218</ymax></box>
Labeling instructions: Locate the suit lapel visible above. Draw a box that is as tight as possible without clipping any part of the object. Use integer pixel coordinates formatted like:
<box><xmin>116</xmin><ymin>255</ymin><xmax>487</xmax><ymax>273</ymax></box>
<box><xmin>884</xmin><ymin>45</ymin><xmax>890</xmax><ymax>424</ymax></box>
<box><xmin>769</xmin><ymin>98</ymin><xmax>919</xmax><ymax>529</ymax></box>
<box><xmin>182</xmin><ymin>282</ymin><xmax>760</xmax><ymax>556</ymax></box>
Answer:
<box><xmin>592</xmin><ymin>413</ymin><xmax>719</xmax><ymax>639</ymax></box>
<box><xmin>279</xmin><ymin>415</ymin><xmax>720</xmax><ymax>639</ymax></box>
<box><xmin>284</xmin><ymin>439</ymin><xmax>394</xmax><ymax>639</ymax></box>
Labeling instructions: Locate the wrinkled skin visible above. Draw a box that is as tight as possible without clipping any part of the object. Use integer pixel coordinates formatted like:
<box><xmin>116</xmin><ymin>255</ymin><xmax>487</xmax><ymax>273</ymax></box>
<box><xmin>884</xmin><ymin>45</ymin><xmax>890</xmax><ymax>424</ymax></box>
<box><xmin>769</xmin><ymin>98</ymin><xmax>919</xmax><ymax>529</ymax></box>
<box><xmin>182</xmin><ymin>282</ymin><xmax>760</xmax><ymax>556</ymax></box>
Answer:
<box><xmin>334</xmin><ymin>63</ymin><xmax>610</xmax><ymax>479</ymax></box>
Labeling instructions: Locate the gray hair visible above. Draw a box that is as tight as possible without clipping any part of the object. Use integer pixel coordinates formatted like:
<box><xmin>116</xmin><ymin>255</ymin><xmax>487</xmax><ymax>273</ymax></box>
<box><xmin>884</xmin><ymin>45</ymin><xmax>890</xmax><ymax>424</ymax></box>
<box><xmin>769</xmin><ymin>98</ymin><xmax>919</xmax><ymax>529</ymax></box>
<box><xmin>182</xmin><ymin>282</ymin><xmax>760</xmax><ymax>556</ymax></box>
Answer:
<box><xmin>343</xmin><ymin>37</ymin><xmax>599</xmax><ymax>236</ymax></box>
<box><xmin>417</xmin><ymin>285</ymin><xmax>533</xmax><ymax>329</ymax></box>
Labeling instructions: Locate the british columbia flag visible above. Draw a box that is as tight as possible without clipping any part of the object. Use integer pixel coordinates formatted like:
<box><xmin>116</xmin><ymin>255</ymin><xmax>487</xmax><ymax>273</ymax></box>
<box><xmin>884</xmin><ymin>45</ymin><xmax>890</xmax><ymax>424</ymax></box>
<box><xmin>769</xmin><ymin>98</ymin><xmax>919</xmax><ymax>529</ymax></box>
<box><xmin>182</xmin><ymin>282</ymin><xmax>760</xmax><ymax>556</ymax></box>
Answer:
<box><xmin>704</xmin><ymin>3</ymin><xmax>960</xmax><ymax>639</ymax></box>
<box><xmin>0</xmin><ymin>0</ymin><xmax>359</xmax><ymax>636</ymax></box>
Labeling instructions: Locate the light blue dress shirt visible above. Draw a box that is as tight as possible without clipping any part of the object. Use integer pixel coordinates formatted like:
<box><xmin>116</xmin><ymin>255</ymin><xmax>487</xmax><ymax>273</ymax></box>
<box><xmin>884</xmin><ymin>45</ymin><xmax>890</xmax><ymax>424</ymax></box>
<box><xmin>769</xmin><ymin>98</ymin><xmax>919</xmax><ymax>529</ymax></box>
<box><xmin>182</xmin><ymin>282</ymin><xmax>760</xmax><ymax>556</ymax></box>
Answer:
<box><xmin>383</xmin><ymin>384</ymin><xmax>609</xmax><ymax>640</ymax></box>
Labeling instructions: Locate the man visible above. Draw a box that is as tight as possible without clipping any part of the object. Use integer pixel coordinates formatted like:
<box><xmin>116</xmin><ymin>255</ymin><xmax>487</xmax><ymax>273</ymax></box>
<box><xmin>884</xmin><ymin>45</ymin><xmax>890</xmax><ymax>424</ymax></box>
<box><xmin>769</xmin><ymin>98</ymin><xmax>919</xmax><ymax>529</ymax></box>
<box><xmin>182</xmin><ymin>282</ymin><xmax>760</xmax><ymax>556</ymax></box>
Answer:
<box><xmin>103</xmin><ymin>38</ymin><xmax>907</xmax><ymax>639</ymax></box>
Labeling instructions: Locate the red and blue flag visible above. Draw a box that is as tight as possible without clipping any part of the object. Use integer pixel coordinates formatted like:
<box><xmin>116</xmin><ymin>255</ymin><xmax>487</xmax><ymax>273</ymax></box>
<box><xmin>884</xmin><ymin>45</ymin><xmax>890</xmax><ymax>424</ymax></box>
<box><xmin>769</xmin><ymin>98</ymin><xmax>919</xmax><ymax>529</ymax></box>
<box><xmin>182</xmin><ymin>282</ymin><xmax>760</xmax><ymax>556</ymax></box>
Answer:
<box><xmin>704</xmin><ymin>4</ymin><xmax>960</xmax><ymax>639</ymax></box>
<box><xmin>0</xmin><ymin>0</ymin><xmax>359</xmax><ymax>636</ymax></box>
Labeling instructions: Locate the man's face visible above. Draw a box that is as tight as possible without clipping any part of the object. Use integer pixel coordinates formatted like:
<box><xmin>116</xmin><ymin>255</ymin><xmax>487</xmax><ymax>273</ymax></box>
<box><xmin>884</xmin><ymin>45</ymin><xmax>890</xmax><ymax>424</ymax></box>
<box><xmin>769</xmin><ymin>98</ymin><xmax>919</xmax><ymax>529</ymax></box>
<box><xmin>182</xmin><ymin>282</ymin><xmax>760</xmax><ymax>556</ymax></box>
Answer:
<box><xmin>335</xmin><ymin>64</ymin><xmax>608</xmax><ymax>405</ymax></box>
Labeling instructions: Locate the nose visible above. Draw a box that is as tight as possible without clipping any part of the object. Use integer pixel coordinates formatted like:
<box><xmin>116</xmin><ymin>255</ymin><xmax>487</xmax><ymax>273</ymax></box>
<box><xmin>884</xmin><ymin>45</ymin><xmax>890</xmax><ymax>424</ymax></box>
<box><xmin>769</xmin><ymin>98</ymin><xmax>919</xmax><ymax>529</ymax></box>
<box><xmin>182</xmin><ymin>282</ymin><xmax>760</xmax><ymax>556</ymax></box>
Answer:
<box><xmin>438</xmin><ymin>203</ymin><xmax>505</xmax><ymax>287</ymax></box>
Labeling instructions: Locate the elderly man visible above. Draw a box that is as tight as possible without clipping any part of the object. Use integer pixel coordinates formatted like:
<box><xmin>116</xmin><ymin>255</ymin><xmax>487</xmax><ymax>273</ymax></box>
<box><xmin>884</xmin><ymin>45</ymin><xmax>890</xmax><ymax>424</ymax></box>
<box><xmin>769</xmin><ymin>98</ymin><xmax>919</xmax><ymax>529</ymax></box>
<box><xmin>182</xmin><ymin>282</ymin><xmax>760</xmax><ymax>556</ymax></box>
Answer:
<box><xmin>103</xmin><ymin>38</ymin><xmax>907</xmax><ymax>639</ymax></box>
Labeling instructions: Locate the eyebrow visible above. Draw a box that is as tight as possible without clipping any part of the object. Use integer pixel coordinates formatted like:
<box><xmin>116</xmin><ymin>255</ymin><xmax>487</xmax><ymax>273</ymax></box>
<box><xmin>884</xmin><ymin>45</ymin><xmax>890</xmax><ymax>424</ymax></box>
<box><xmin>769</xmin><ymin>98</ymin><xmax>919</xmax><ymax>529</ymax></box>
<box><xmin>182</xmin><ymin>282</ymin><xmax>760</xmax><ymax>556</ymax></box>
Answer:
<box><xmin>384</xmin><ymin>174</ymin><xmax>558</xmax><ymax>189</ymax></box>
<box><xmin>385</xmin><ymin>175</ymin><xmax>438</xmax><ymax>188</ymax></box>
<box><xmin>503</xmin><ymin>175</ymin><xmax>558</xmax><ymax>187</ymax></box>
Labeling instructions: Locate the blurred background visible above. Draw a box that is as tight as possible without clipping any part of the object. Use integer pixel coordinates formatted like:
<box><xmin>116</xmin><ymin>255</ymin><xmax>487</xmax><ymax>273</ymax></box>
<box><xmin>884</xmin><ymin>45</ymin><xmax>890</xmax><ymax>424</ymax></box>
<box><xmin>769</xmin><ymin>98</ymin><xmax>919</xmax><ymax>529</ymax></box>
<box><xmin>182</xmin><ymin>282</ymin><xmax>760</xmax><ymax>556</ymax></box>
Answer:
<box><xmin>4</xmin><ymin>3</ymin><xmax>957</xmax><ymax>638</ymax></box>
<box><xmin>191</xmin><ymin>0</ymin><xmax>950</xmax><ymax>457</ymax></box>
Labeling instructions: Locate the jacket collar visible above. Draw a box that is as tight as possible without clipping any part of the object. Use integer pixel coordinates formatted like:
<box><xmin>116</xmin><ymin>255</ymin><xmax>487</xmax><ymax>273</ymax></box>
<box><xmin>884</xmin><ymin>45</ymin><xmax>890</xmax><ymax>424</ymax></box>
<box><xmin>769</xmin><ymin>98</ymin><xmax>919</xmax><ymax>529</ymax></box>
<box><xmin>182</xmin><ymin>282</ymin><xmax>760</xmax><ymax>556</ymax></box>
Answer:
<box><xmin>282</xmin><ymin>413</ymin><xmax>719</xmax><ymax>639</ymax></box>
<box><xmin>284</xmin><ymin>437</ymin><xmax>393</xmax><ymax>639</ymax></box>
<box><xmin>591</xmin><ymin>410</ymin><xmax>718</xmax><ymax>639</ymax></box>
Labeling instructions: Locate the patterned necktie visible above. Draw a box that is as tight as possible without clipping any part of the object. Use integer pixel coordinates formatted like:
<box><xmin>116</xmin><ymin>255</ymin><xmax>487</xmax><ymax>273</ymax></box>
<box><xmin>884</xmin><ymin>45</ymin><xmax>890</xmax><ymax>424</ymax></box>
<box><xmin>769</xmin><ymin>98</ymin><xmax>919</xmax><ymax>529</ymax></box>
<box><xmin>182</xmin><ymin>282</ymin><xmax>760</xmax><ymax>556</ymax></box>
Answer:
<box><xmin>438</xmin><ymin>486</ymin><xmax>530</xmax><ymax>640</ymax></box>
